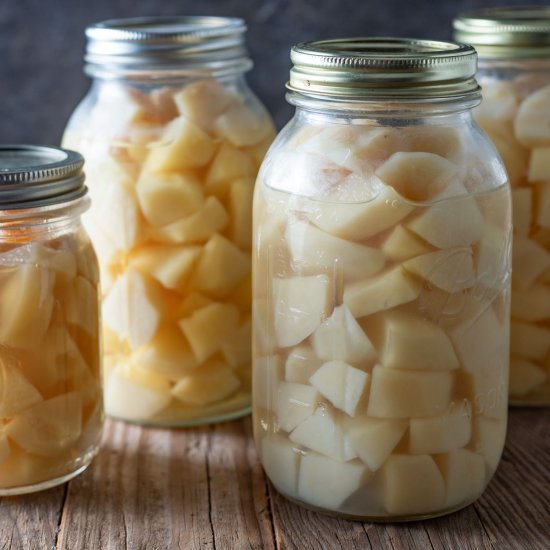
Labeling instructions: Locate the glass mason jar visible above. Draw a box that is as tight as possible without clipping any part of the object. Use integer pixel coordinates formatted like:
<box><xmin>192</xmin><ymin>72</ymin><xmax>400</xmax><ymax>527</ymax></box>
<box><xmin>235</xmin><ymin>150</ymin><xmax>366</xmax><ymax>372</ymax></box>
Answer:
<box><xmin>454</xmin><ymin>7</ymin><xmax>550</xmax><ymax>406</ymax></box>
<box><xmin>62</xmin><ymin>17</ymin><xmax>275</xmax><ymax>425</ymax></box>
<box><xmin>0</xmin><ymin>145</ymin><xmax>102</xmax><ymax>495</ymax></box>
<box><xmin>252</xmin><ymin>39</ymin><xmax>512</xmax><ymax>521</ymax></box>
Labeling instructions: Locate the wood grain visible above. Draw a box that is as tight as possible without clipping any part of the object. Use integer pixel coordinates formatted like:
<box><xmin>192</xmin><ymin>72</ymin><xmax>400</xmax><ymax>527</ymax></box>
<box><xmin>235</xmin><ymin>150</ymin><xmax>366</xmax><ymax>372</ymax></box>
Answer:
<box><xmin>0</xmin><ymin>409</ymin><xmax>548</xmax><ymax>550</ymax></box>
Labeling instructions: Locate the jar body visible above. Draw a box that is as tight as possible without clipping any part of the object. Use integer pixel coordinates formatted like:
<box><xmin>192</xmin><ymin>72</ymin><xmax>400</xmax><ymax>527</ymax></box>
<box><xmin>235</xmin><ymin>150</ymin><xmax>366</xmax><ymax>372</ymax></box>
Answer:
<box><xmin>0</xmin><ymin>200</ymin><xmax>102</xmax><ymax>495</ymax></box>
<box><xmin>474</xmin><ymin>59</ymin><xmax>550</xmax><ymax>405</ymax></box>
<box><xmin>63</xmin><ymin>73</ymin><xmax>275</xmax><ymax>425</ymax></box>
<box><xmin>252</xmin><ymin>107</ymin><xmax>511</xmax><ymax>520</ymax></box>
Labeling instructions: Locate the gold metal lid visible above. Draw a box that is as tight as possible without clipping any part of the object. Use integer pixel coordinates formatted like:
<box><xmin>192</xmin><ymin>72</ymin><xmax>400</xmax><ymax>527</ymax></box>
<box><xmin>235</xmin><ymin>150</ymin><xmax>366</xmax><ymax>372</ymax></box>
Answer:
<box><xmin>453</xmin><ymin>6</ymin><xmax>550</xmax><ymax>58</ymax></box>
<box><xmin>287</xmin><ymin>38</ymin><xmax>480</xmax><ymax>101</ymax></box>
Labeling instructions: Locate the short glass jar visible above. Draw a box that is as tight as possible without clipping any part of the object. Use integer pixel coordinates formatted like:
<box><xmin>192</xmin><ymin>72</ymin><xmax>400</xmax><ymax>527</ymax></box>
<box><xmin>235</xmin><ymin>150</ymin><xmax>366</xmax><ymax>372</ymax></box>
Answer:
<box><xmin>0</xmin><ymin>145</ymin><xmax>102</xmax><ymax>495</ymax></box>
<box><xmin>252</xmin><ymin>38</ymin><xmax>511</xmax><ymax>521</ymax></box>
<box><xmin>63</xmin><ymin>17</ymin><xmax>275</xmax><ymax>425</ymax></box>
<box><xmin>454</xmin><ymin>7</ymin><xmax>550</xmax><ymax>406</ymax></box>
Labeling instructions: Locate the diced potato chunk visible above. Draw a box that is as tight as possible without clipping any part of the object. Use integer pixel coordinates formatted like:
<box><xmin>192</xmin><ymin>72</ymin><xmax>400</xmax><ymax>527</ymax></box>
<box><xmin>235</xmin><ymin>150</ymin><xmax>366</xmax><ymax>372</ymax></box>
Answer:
<box><xmin>381</xmin><ymin>225</ymin><xmax>433</xmax><ymax>262</ymax></box>
<box><xmin>284</xmin><ymin>345</ymin><xmax>322</xmax><ymax>384</ymax></box>
<box><xmin>309</xmin><ymin>361</ymin><xmax>369</xmax><ymax>417</ymax></box>
<box><xmin>6</xmin><ymin>392</ymin><xmax>82</xmax><ymax>457</ymax></box>
<box><xmin>171</xmin><ymin>359</ymin><xmax>240</xmax><ymax>406</ymax></box>
<box><xmin>254</xmin><ymin>355</ymin><xmax>283</xmax><ymax>411</ymax></box>
<box><xmin>298</xmin><ymin>453</ymin><xmax>370</xmax><ymax>510</ymax></box>
<box><xmin>434</xmin><ymin>449</ymin><xmax>486</xmax><ymax>508</ymax></box>
<box><xmin>312</xmin><ymin>305</ymin><xmax>376</xmax><ymax>366</ymax></box>
<box><xmin>380</xmin><ymin>454</ymin><xmax>445</xmax><ymax>515</ymax></box>
<box><xmin>409</xmin><ymin>401</ymin><xmax>472</xmax><ymax>454</ymax></box>
<box><xmin>0</xmin><ymin>354</ymin><xmax>43</xmax><ymax>417</ymax></box>
<box><xmin>343</xmin><ymin>267</ymin><xmax>421</xmax><ymax>318</ymax></box>
<box><xmin>514</xmin><ymin>84</ymin><xmax>550</xmax><ymax>147</ymax></box>
<box><xmin>273</xmin><ymin>275</ymin><xmax>331</xmax><ymax>347</ymax></box>
<box><xmin>285</xmin><ymin>220</ymin><xmax>385</xmax><ymax>281</ymax></box>
<box><xmin>214</xmin><ymin>103</ymin><xmax>272</xmax><ymax>147</ymax></box>
<box><xmin>260</xmin><ymin>435</ymin><xmax>301</xmax><ymax>498</ymax></box>
<box><xmin>509</xmin><ymin>357</ymin><xmax>547</xmax><ymax>397</ymax></box>
<box><xmin>221</xmin><ymin>319</ymin><xmax>251</xmax><ymax>368</ymax></box>
<box><xmin>277</xmin><ymin>382</ymin><xmax>320</xmax><ymax>432</ymax></box>
<box><xmin>367</xmin><ymin>366</ymin><xmax>453</xmax><ymax>418</ymax></box>
<box><xmin>178</xmin><ymin>302</ymin><xmax>240</xmax><ymax>363</ymax></box>
<box><xmin>510</xmin><ymin>321</ymin><xmax>550</xmax><ymax>361</ymax></box>
<box><xmin>511</xmin><ymin>188</ymin><xmax>532</xmax><ymax>237</ymax></box>
<box><xmin>103</xmin><ymin>268</ymin><xmax>163</xmax><ymax>349</ymax></box>
<box><xmin>512</xmin><ymin>235</ymin><xmax>550</xmax><ymax>289</ymax></box>
<box><xmin>375</xmin><ymin>152</ymin><xmax>459</xmax><ymax>201</ymax></box>
<box><xmin>408</xmin><ymin>193</ymin><xmax>485</xmax><ymax>249</ymax></box>
<box><xmin>175</xmin><ymin>293</ymin><xmax>213</xmax><ymax>318</ymax></box>
<box><xmin>189</xmin><ymin>234</ymin><xmax>250</xmax><ymax>298</ymax></box>
<box><xmin>136</xmin><ymin>171</ymin><xmax>203</xmax><ymax>227</ymax></box>
<box><xmin>290</xmin><ymin>407</ymin><xmax>357</xmax><ymax>462</ymax></box>
<box><xmin>346</xmin><ymin>417</ymin><xmax>407</xmax><ymax>471</ymax></box>
<box><xmin>511</xmin><ymin>284</ymin><xmax>550</xmax><ymax>321</ymax></box>
<box><xmin>528</xmin><ymin>147</ymin><xmax>550</xmax><ymax>181</ymax></box>
<box><xmin>364</xmin><ymin>310</ymin><xmax>459</xmax><ymax>371</ymax></box>
<box><xmin>65</xmin><ymin>275</ymin><xmax>99</xmax><ymax>337</ymax></box>
<box><xmin>146</xmin><ymin>116</ymin><xmax>216</xmax><ymax>171</ymax></box>
<box><xmin>403</xmin><ymin>248</ymin><xmax>475</xmax><ymax>293</ymax></box>
<box><xmin>228</xmin><ymin>179</ymin><xmax>254</xmax><ymax>249</ymax></box>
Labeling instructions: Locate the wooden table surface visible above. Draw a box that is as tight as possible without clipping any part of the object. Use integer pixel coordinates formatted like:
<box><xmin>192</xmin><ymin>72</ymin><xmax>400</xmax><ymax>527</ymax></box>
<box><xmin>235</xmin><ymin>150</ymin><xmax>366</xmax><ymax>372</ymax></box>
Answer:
<box><xmin>1</xmin><ymin>408</ymin><xmax>548</xmax><ymax>550</ymax></box>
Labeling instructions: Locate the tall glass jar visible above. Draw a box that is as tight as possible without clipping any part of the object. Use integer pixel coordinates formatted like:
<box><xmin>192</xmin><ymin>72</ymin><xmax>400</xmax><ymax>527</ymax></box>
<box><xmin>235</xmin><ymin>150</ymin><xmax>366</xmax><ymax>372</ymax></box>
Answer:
<box><xmin>454</xmin><ymin>7</ymin><xmax>550</xmax><ymax>406</ymax></box>
<box><xmin>0</xmin><ymin>145</ymin><xmax>102</xmax><ymax>495</ymax></box>
<box><xmin>62</xmin><ymin>17</ymin><xmax>275</xmax><ymax>426</ymax></box>
<box><xmin>252</xmin><ymin>39</ymin><xmax>512</xmax><ymax>521</ymax></box>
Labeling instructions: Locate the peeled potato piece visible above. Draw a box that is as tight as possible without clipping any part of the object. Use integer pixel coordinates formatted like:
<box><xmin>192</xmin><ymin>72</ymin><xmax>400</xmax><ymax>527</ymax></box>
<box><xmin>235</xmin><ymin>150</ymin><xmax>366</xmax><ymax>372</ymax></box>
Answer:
<box><xmin>277</xmin><ymin>382</ymin><xmax>319</xmax><ymax>432</ymax></box>
<box><xmin>0</xmin><ymin>354</ymin><xmax>43</xmax><ymax>417</ymax></box>
<box><xmin>381</xmin><ymin>225</ymin><xmax>433</xmax><ymax>262</ymax></box>
<box><xmin>511</xmin><ymin>284</ymin><xmax>550</xmax><ymax>321</ymax></box>
<box><xmin>509</xmin><ymin>357</ymin><xmax>547</xmax><ymax>397</ymax></box>
<box><xmin>261</xmin><ymin>435</ymin><xmax>301</xmax><ymax>498</ymax></box>
<box><xmin>511</xmin><ymin>188</ymin><xmax>532</xmax><ymax>237</ymax></box>
<box><xmin>284</xmin><ymin>345</ymin><xmax>322</xmax><ymax>384</ymax></box>
<box><xmin>512</xmin><ymin>235</ymin><xmax>550</xmax><ymax>289</ymax></box>
<box><xmin>514</xmin><ymin>84</ymin><xmax>550</xmax><ymax>147</ymax></box>
<box><xmin>214</xmin><ymin>102</ymin><xmax>272</xmax><ymax>147</ymax></box>
<box><xmin>536</xmin><ymin>182</ymin><xmax>550</xmax><ymax>229</ymax></box>
<box><xmin>510</xmin><ymin>322</ymin><xmax>550</xmax><ymax>361</ymax></box>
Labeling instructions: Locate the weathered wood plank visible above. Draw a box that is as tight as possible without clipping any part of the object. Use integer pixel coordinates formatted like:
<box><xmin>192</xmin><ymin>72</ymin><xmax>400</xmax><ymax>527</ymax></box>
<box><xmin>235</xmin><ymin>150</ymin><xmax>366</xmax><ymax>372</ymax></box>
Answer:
<box><xmin>0</xmin><ymin>485</ymin><xmax>65</xmax><ymax>550</ymax></box>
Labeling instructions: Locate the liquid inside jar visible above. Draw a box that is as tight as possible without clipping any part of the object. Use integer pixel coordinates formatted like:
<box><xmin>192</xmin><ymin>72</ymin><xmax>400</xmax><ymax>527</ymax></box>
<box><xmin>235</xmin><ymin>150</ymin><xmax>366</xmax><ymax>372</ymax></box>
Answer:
<box><xmin>63</xmin><ymin>78</ymin><xmax>275</xmax><ymax>425</ymax></box>
<box><xmin>0</xmin><ymin>226</ymin><xmax>101</xmax><ymax>494</ymax></box>
<box><xmin>253</xmin><ymin>121</ymin><xmax>511</xmax><ymax>519</ymax></box>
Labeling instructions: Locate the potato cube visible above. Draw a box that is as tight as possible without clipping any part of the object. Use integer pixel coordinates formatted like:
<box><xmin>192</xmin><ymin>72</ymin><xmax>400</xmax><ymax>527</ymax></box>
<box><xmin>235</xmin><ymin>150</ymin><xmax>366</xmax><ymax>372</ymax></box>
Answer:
<box><xmin>343</xmin><ymin>267</ymin><xmax>421</xmax><ymax>318</ymax></box>
<box><xmin>65</xmin><ymin>275</ymin><xmax>99</xmax><ymax>338</ymax></box>
<box><xmin>298</xmin><ymin>453</ymin><xmax>370</xmax><ymax>510</ymax></box>
<box><xmin>512</xmin><ymin>235</ymin><xmax>550</xmax><ymax>289</ymax></box>
<box><xmin>509</xmin><ymin>357</ymin><xmax>547</xmax><ymax>397</ymax></box>
<box><xmin>171</xmin><ymin>359</ymin><xmax>240</xmax><ymax>406</ymax></box>
<box><xmin>129</xmin><ymin>244</ymin><xmax>201</xmax><ymax>292</ymax></box>
<box><xmin>510</xmin><ymin>321</ymin><xmax>550</xmax><ymax>361</ymax></box>
<box><xmin>175</xmin><ymin>293</ymin><xmax>213</xmax><ymax>319</ymax></box>
<box><xmin>155</xmin><ymin>196</ymin><xmax>229</xmax><ymax>244</ymax></box>
<box><xmin>363</xmin><ymin>310</ymin><xmax>459</xmax><ymax>371</ymax></box>
<box><xmin>471</xmin><ymin>416</ymin><xmax>506</xmax><ymax>473</ymax></box>
<box><xmin>403</xmin><ymin>247</ymin><xmax>475</xmax><ymax>293</ymax></box>
<box><xmin>214</xmin><ymin>102</ymin><xmax>273</xmax><ymax>147</ymax></box>
<box><xmin>277</xmin><ymin>382</ymin><xmax>320</xmax><ymax>432</ymax></box>
<box><xmin>381</xmin><ymin>225</ymin><xmax>433</xmax><ymax>262</ymax></box>
<box><xmin>284</xmin><ymin>345</ymin><xmax>322</xmax><ymax>384</ymax></box>
<box><xmin>136</xmin><ymin>171</ymin><xmax>203</xmax><ymax>227</ymax></box>
<box><xmin>409</xmin><ymin>401</ymin><xmax>472</xmax><ymax>454</ymax></box>
<box><xmin>105</xmin><ymin>361</ymin><xmax>171</xmax><ymax>420</ymax></box>
<box><xmin>380</xmin><ymin>454</ymin><xmax>445</xmax><ymax>515</ymax></box>
<box><xmin>375</xmin><ymin>152</ymin><xmax>459</xmax><ymax>201</ymax></box>
<box><xmin>205</xmin><ymin>143</ymin><xmax>256</xmax><ymax>198</ymax></box>
<box><xmin>146</xmin><ymin>115</ymin><xmax>216</xmax><ymax>171</ymax></box>
<box><xmin>103</xmin><ymin>268</ymin><xmax>164</xmax><ymax>349</ymax></box>
<box><xmin>189</xmin><ymin>234</ymin><xmax>250</xmax><ymax>298</ymax></box>
<box><xmin>514</xmin><ymin>84</ymin><xmax>550</xmax><ymax>147</ymax></box>
<box><xmin>434</xmin><ymin>449</ymin><xmax>486</xmax><ymax>508</ymax></box>
<box><xmin>228</xmin><ymin>179</ymin><xmax>254</xmax><ymax>249</ymax></box>
<box><xmin>221</xmin><ymin>319</ymin><xmax>251</xmax><ymax>368</ymax></box>
<box><xmin>346</xmin><ymin>417</ymin><xmax>407</xmax><ymax>471</ymax></box>
<box><xmin>6</xmin><ymin>392</ymin><xmax>82</xmax><ymax>457</ymax></box>
<box><xmin>260</xmin><ymin>434</ymin><xmax>301</xmax><ymax>498</ymax></box>
<box><xmin>511</xmin><ymin>284</ymin><xmax>550</xmax><ymax>321</ymax></box>
<box><xmin>309</xmin><ymin>361</ymin><xmax>369</xmax><ymax>417</ymax></box>
<box><xmin>290</xmin><ymin>407</ymin><xmax>357</xmax><ymax>462</ymax></box>
<box><xmin>511</xmin><ymin>188</ymin><xmax>532</xmax><ymax>237</ymax></box>
<box><xmin>285</xmin><ymin>220</ymin><xmax>385</xmax><ymax>281</ymax></box>
<box><xmin>312</xmin><ymin>305</ymin><xmax>376</xmax><ymax>366</ymax></box>
<box><xmin>367</xmin><ymin>366</ymin><xmax>453</xmax><ymax>418</ymax></box>
<box><xmin>0</xmin><ymin>354</ymin><xmax>43</xmax><ymax>417</ymax></box>
<box><xmin>306</xmin><ymin>185</ymin><xmax>414</xmax><ymax>240</ymax></box>
<box><xmin>178</xmin><ymin>302</ymin><xmax>240</xmax><ymax>363</ymax></box>
<box><xmin>273</xmin><ymin>275</ymin><xmax>331</xmax><ymax>348</ymax></box>
<box><xmin>536</xmin><ymin>181</ymin><xmax>550</xmax><ymax>229</ymax></box>
<box><xmin>254</xmin><ymin>355</ymin><xmax>283</xmax><ymax>411</ymax></box>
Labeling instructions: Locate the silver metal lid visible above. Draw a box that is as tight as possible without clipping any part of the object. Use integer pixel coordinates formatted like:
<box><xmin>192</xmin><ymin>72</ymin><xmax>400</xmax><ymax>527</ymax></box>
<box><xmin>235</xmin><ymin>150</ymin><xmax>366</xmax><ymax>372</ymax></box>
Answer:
<box><xmin>454</xmin><ymin>7</ymin><xmax>550</xmax><ymax>59</ymax></box>
<box><xmin>287</xmin><ymin>38</ymin><xmax>480</xmax><ymax>101</ymax></box>
<box><xmin>0</xmin><ymin>145</ymin><xmax>86</xmax><ymax>210</ymax></box>
<box><xmin>85</xmin><ymin>16</ymin><xmax>252</xmax><ymax>76</ymax></box>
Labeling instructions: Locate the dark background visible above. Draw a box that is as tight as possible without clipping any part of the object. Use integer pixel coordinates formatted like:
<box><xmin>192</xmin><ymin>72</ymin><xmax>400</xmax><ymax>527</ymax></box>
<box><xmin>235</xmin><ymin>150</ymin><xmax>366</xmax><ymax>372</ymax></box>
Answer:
<box><xmin>0</xmin><ymin>0</ymin><xmax>538</xmax><ymax>144</ymax></box>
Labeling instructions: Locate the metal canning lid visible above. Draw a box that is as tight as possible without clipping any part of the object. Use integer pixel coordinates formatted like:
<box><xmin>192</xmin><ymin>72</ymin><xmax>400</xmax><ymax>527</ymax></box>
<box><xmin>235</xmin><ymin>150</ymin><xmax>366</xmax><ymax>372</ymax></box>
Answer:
<box><xmin>85</xmin><ymin>16</ymin><xmax>252</xmax><ymax>75</ymax></box>
<box><xmin>453</xmin><ymin>7</ymin><xmax>550</xmax><ymax>59</ymax></box>
<box><xmin>288</xmin><ymin>38</ymin><xmax>480</xmax><ymax>101</ymax></box>
<box><xmin>0</xmin><ymin>145</ymin><xmax>86</xmax><ymax>210</ymax></box>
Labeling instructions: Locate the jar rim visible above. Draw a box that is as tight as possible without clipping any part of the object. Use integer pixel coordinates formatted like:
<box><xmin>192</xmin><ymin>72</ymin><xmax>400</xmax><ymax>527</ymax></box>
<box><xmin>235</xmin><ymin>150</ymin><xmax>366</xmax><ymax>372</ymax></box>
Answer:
<box><xmin>453</xmin><ymin>6</ymin><xmax>550</xmax><ymax>59</ymax></box>
<box><xmin>0</xmin><ymin>145</ymin><xmax>87</xmax><ymax>210</ymax></box>
<box><xmin>287</xmin><ymin>37</ymin><xmax>480</xmax><ymax>102</ymax></box>
<box><xmin>84</xmin><ymin>15</ymin><xmax>253</xmax><ymax>76</ymax></box>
